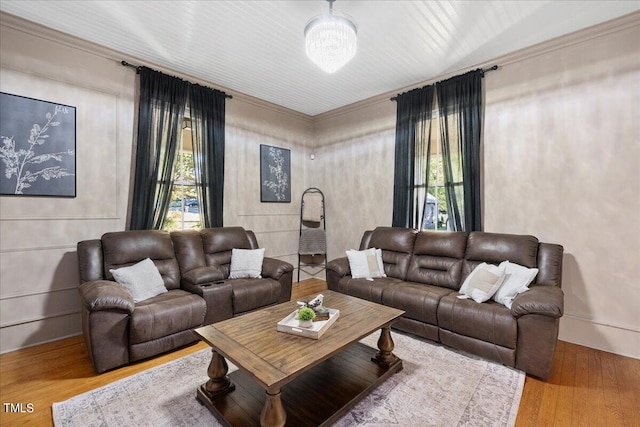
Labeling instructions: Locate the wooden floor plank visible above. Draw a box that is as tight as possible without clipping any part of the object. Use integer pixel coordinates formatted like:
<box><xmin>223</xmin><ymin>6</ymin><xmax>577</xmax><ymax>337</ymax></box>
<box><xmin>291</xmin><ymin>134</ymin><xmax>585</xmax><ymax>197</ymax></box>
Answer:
<box><xmin>615</xmin><ymin>352</ymin><xmax>640</xmax><ymax>427</ymax></box>
<box><xmin>571</xmin><ymin>343</ymin><xmax>590</xmax><ymax>426</ymax></box>
<box><xmin>1</xmin><ymin>278</ymin><xmax>639</xmax><ymax>427</ymax></box>
<box><xmin>536</xmin><ymin>339</ymin><xmax>565</xmax><ymax>425</ymax></box>
<box><xmin>601</xmin><ymin>347</ymin><xmax>625</xmax><ymax>427</ymax></box>
<box><xmin>553</xmin><ymin>338</ymin><xmax>576</xmax><ymax>426</ymax></box>
<box><xmin>587</xmin><ymin>347</ymin><xmax>607</xmax><ymax>427</ymax></box>
<box><xmin>514</xmin><ymin>376</ymin><xmax>543</xmax><ymax>426</ymax></box>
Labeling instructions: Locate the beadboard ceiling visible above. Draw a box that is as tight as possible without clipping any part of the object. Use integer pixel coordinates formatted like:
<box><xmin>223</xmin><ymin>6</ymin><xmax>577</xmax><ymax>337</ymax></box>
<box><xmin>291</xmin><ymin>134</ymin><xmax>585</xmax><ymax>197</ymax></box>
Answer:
<box><xmin>1</xmin><ymin>1</ymin><xmax>638</xmax><ymax>116</ymax></box>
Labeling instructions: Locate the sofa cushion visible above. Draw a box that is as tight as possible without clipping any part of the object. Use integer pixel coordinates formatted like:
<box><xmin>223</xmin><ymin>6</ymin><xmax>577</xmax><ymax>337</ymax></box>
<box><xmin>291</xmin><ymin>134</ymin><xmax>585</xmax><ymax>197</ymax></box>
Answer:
<box><xmin>382</xmin><ymin>282</ymin><xmax>452</xmax><ymax>325</ymax></box>
<box><xmin>335</xmin><ymin>276</ymin><xmax>405</xmax><ymax>304</ymax></box>
<box><xmin>102</xmin><ymin>230</ymin><xmax>181</xmax><ymax>290</ymax></box>
<box><xmin>462</xmin><ymin>232</ymin><xmax>539</xmax><ymax>284</ymax></box>
<box><xmin>231</xmin><ymin>278</ymin><xmax>281</xmax><ymax>314</ymax></box>
<box><xmin>365</xmin><ymin>227</ymin><xmax>417</xmax><ymax>280</ymax></box>
<box><xmin>170</xmin><ymin>230</ymin><xmax>207</xmax><ymax>274</ymax></box>
<box><xmin>110</xmin><ymin>258</ymin><xmax>167</xmax><ymax>303</ymax></box>
<box><xmin>438</xmin><ymin>294</ymin><xmax>517</xmax><ymax>349</ymax></box>
<box><xmin>406</xmin><ymin>231</ymin><xmax>468</xmax><ymax>290</ymax></box>
<box><xmin>129</xmin><ymin>289</ymin><xmax>205</xmax><ymax>344</ymax></box>
<box><xmin>201</xmin><ymin>227</ymin><xmax>256</xmax><ymax>276</ymax></box>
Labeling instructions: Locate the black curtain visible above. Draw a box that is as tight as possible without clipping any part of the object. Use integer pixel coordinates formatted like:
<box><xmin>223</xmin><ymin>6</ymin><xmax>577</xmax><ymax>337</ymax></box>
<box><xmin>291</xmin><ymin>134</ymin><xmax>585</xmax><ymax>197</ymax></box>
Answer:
<box><xmin>436</xmin><ymin>69</ymin><xmax>483</xmax><ymax>231</ymax></box>
<box><xmin>129</xmin><ymin>67</ymin><xmax>188</xmax><ymax>230</ymax></box>
<box><xmin>188</xmin><ymin>84</ymin><xmax>226</xmax><ymax>228</ymax></box>
<box><xmin>392</xmin><ymin>85</ymin><xmax>435</xmax><ymax>228</ymax></box>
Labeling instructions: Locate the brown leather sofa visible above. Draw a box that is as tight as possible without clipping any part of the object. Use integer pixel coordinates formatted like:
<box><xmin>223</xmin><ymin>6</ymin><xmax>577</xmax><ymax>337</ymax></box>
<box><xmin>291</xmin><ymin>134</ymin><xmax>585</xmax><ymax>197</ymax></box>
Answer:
<box><xmin>78</xmin><ymin>227</ymin><xmax>293</xmax><ymax>373</ymax></box>
<box><xmin>326</xmin><ymin>227</ymin><xmax>564</xmax><ymax>379</ymax></box>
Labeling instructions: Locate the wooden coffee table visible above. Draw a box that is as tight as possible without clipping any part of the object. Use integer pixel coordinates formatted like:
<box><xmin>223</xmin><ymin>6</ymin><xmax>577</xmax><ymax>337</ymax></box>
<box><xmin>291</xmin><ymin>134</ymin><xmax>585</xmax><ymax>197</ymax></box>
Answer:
<box><xmin>194</xmin><ymin>290</ymin><xmax>405</xmax><ymax>427</ymax></box>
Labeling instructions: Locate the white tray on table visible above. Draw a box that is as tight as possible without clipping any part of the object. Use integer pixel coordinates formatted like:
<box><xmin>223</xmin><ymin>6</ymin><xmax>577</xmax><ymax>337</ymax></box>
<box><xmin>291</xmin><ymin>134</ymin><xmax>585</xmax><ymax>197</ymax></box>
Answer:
<box><xmin>276</xmin><ymin>308</ymin><xmax>340</xmax><ymax>339</ymax></box>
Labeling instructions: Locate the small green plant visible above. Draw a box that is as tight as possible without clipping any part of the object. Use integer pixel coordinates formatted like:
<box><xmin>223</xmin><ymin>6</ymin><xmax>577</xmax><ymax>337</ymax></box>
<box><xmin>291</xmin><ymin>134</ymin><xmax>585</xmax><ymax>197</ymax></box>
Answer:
<box><xmin>297</xmin><ymin>307</ymin><xmax>316</xmax><ymax>321</ymax></box>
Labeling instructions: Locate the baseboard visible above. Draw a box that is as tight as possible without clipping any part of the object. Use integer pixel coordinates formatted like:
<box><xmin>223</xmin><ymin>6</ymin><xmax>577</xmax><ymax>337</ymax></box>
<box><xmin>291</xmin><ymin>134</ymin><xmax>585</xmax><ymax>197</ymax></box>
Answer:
<box><xmin>559</xmin><ymin>315</ymin><xmax>640</xmax><ymax>359</ymax></box>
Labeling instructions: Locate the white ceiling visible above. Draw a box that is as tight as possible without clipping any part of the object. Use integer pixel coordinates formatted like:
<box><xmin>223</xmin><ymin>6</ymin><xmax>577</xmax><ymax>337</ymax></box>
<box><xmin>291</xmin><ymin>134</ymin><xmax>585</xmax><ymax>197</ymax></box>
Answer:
<box><xmin>1</xmin><ymin>1</ymin><xmax>638</xmax><ymax>116</ymax></box>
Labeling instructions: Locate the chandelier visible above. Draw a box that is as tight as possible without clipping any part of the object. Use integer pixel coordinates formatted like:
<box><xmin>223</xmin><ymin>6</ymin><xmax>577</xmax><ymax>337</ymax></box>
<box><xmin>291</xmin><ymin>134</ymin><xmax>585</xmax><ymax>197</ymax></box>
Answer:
<box><xmin>304</xmin><ymin>0</ymin><xmax>358</xmax><ymax>73</ymax></box>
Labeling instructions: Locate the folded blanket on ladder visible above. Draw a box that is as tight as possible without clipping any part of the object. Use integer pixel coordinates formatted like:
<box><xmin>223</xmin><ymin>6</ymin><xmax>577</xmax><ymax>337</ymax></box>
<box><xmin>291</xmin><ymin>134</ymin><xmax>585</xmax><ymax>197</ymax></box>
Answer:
<box><xmin>299</xmin><ymin>228</ymin><xmax>326</xmax><ymax>255</ymax></box>
<box><xmin>302</xmin><ymin>193</ymin><xmax>323</xmax><ymax>223</ymax></box>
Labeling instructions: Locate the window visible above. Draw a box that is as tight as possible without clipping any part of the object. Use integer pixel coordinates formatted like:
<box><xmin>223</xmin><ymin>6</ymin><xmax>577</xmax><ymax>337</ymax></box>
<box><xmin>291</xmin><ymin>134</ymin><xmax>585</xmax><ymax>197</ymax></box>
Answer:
<box><xmin>419</xmin><ymin>112</ymin><xmax>463</xmax><ymax>231</ymax></box>
<box><xmin>162</xmin><ymin>120</ymin><xmax>201</xmax><ymax>231</ymax></box>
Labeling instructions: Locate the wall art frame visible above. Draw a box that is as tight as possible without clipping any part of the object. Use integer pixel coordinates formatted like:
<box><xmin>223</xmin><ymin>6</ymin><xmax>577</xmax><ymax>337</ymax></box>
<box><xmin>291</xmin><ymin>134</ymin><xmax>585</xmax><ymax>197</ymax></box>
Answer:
<box><xmin>260</xmin><ymin>144</ymin><xmax>291</xmax><ymax>203</ymax></box>
<box><xmin>0</xmin><ymin>92</ymin><xmax>76</xmax><ymax>197</ymax></box>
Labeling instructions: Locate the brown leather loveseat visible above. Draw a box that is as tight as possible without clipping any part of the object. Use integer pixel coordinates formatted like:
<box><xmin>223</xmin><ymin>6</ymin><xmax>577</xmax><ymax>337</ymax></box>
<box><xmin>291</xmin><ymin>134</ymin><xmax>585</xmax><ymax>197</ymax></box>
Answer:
<box><xmin>78</xmin><ymin>226</ymin><xmax>293</xmax><ymax>373</ymax></box>
<box><xmin>326</xmin><ymin>227</ymin><xmax>564</xmax><ymax>379</ymax></box>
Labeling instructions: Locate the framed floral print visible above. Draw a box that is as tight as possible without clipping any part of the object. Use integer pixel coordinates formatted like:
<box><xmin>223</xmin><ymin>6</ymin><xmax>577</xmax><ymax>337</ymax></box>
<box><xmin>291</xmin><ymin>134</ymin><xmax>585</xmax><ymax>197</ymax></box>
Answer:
<box><xmin>0</xmin><ymin>92</ymin><xmax>76</xmax><ymax>197</ymax></box>
<box><xmin>260</xmin><ymin>144</ymin><xmax>290</xmax><ymax>203</ymax></box>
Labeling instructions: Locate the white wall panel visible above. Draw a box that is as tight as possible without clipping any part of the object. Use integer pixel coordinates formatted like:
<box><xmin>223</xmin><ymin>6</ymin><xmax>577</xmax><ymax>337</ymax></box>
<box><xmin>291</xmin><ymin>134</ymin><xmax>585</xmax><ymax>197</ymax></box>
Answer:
<box><xmin>0</xmin><ymin>18</ymin><xmax>134</xmax><ymax>353</ymax></box>
<box><xmin>0</xmin><ymin>248</ymin><xmax>78</xmax><ymax>298</ymax></box>
<box><xmin>0</xmin><ymin>313</ymin><xmax>81</xmax><ymax>354</ymax></box>
<box><xmin>0</xmin><ymin>69</ymin><xmax>120</xmax><ymax>220</ymax></box>
<box><xmin>1</xmin><ymin>289</ymin><xmax>80</xmax><ymax>328</ymax></box>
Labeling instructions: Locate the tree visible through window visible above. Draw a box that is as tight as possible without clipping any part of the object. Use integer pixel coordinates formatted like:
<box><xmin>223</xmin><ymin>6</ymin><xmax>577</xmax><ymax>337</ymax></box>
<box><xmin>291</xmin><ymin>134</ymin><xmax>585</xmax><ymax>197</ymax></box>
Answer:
<box><xmin>163</xmin><ymin>121</ymin><xmax>201</xmax><ymax>230</ymax></box>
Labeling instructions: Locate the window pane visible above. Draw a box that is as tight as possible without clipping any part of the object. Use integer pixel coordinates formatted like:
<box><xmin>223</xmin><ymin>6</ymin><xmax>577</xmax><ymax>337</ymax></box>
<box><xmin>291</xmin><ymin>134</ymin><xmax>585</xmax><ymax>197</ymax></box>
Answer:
<box><xmin>162</xmin><ymin>125</ymin><xmax>201</xmax><ymax>231</ymax></box>
<box><xmin>421</xmin><ymin>188</ymin><xmax>450</xmax><ymax>231</ymax></box>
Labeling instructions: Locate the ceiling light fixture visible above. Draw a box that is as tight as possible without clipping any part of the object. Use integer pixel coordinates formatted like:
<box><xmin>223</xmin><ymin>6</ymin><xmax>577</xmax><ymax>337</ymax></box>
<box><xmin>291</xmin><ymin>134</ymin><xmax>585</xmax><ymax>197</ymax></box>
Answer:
<box><xmin>304</xmin><ymin>0</ymin><xmax>358</xmax><ymax>74</ymax></box>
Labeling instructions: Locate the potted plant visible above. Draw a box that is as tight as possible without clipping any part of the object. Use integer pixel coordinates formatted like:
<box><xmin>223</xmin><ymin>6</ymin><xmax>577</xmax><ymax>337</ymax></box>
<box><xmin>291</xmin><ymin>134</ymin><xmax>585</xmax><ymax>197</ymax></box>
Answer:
<box><xmin>296</xmin><ymin>307</ymin><xmax>316</xmax><ymax>328</ymax></box>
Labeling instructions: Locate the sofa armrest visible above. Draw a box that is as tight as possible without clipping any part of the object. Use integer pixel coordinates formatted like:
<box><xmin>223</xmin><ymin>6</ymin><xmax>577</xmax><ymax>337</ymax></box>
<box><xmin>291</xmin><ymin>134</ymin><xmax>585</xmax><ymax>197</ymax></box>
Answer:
<box><xmin>262</xmin><ymin>257</ymin><xmax>294</xmax><ymax>280</ymax></box>
<box><xmin>511</xmin><ymin>284</ymin><xmax>564</xmax><ymax>318</ymax></box>
<box><xmin>79</xmin><ymin>280</ymin><xmax>135</xmax><ymax>314</ymax></box>
<box><xmin>327</xmin><ymin>257</ymin><xmax>351</xmax><ymax>277</ymax></box>
<box><xmin>182</xmin><ymin>267</ymin><xmax>225</xmax><ymax>287</ymax></box>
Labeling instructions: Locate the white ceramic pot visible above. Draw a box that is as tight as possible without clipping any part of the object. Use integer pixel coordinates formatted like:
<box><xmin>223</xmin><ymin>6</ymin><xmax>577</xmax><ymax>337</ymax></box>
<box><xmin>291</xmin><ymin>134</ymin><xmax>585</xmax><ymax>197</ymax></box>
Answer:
<box><xmin>298</xmin><ymin>319</ymin><xmax>313</xmax><ymax>328</ymax></box>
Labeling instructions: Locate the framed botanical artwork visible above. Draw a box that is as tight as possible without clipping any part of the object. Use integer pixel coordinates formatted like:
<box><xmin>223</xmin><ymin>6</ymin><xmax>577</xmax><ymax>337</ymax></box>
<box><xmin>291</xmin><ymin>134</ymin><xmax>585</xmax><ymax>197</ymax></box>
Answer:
<box><xmin>260</xmin><ymin>144</ymin><xmax>291</xmax><ymax>203</ymax></box>
<box><xmin>0</xmin><ymin>92</ymin><xmax>76</xmax><ymax>197</ymax></box>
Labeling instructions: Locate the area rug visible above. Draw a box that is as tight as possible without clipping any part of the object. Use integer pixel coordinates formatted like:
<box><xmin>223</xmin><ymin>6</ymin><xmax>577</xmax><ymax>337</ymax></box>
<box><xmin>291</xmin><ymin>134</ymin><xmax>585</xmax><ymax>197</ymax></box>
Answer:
<box><xmin>53</xmin><ymin>332</ymin><xmax>524</xmax><ymax>427</ymax></box>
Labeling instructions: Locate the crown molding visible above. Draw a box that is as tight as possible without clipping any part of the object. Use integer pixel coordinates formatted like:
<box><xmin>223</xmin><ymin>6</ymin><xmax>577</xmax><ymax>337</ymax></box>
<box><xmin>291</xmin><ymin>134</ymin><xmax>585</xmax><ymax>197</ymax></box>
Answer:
<box><xmin>314</xmin><ymin>10</ymin><xmax>640</xmax><ymax>121</ymax></box>
<box><xmin>0</xmin><ymin>12</ymin><xmax>313</xmax><ymax>124</ymax></box>
<box><xmin>489</xmin><ymin>10</ymin><xmax>639</xmax><ymax>69</ymax></box>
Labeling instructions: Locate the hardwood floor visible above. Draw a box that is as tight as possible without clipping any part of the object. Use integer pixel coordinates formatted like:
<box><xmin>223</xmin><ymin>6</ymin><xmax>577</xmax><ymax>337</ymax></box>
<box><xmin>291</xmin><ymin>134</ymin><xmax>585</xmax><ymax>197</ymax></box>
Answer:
<box><xmin>1</xmin><ymin>278</ymin><xmax>638</xmax><ymax>426</ymax></box>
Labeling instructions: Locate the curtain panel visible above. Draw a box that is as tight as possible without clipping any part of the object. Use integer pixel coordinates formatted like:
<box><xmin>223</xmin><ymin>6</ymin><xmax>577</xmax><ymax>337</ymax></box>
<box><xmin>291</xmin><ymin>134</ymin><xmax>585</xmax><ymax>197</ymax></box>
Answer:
<box><xmin>189</xmin><ymin>84</ymin><xmax>226</xmax><ymax>228</ymax></box>
<box><xmin>436</xmin><ymin>69</ymin><xmax>483</xmax><ymax>232</ymax></box>
<box><xmin>391</xmin><ymin>69</ymin><xmax>483</xmax><ymax>232</ymax></box>
<box><xmin>129</xmin><ymin>67</ymin><xmax>188</xmax><ymax>230</ymax></box>
<box><xmin>392</xmin><ymin>85</ymin><xmax>435</xmax><ymax>228</ymax></box>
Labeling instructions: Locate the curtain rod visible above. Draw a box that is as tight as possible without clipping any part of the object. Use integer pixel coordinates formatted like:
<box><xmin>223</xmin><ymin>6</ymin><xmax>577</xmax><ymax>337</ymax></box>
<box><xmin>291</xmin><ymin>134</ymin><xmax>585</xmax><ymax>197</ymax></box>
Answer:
<box><xmin>390</xmin><ymin>65</ymin><xmax>498</xmax><ymax>101</ymax></box>
<box><xmin>120</xmin><ymin>60</ymin><xmax>233</xmax><ymax>99</ymax></box>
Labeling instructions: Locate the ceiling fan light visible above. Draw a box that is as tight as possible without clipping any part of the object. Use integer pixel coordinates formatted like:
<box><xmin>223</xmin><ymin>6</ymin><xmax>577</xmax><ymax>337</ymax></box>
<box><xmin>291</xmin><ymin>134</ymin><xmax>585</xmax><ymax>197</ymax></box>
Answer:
<box><xmin>304</xmin><ymin>5</ymin><xmax>357</xmax><ymax>74</ymax></box>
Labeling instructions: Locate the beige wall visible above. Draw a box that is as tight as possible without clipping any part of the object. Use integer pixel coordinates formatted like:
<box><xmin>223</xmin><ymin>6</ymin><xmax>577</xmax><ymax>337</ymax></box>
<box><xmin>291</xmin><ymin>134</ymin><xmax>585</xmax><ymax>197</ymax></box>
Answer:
<box><xmin>314</xmin><ymin>14</ymin><xmax>640</xmax><ymax>358</ymax></box>
<box><xmin>313</xmin><ymin>99</ymin><xmax>397</xmax><ymax>259</ymax></box>
<box><xmin>224</xmin><ymin>96</ymin><xmax>314</xmax><ymax>272</ymax></box>
<box><xmin>0</xmin><ymin>14</ymin><xmax>313</xmax><ymax>353</ymax></box>
<box><xmin>1</xmin><ymin>12</ymin><xmax>638</xmax><ymax>358</ymax></box>
<box><xmin>483</xmin><ymin>19</ymin><xmax>640</xmax><ymax>359</ymax></box>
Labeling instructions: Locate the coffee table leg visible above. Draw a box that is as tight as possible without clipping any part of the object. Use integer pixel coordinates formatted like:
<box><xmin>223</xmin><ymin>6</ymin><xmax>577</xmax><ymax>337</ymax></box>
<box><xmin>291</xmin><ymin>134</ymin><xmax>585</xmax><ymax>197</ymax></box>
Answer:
<box><xmin>373</xmin><ymin>326</ymin><xmax>399</xmax><ymax>367</ymax></box>
<box><xmin>203</xmin><ymin>349</ymin><xmax>235</xmax><ymax>397</ymax></box>
<box><xmin>260</xmin><ymin>389</ymin><xmax>286</xmax><ymax>427</ymax></box>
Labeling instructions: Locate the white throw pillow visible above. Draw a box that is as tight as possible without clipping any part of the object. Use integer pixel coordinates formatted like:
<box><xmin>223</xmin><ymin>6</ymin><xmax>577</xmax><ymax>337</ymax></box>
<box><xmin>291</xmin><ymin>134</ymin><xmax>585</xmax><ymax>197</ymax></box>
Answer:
<box><xmin>492</xmin><ymin>261</ymin><xmax>539</xmax><ymax>308</ymax></box>
<box><xmin>346</xmin><ymin>248</ymin><xmax>386</xmax><ymax>279</ymax></box>
<box><xmin>110</xmin><ymin>258</ymin><xmax>167</xmax><ymax>303</ymax></box>
<box><xmin>458</xmin><ymin>262</ymin><xmax>506</xmax><ymax>303</ymax></box>
<box><xmin>229</xmin><ymin>248</ymin><xmax>265</xmax><ymax>279</ymax></box>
